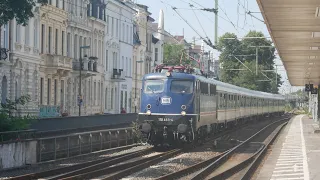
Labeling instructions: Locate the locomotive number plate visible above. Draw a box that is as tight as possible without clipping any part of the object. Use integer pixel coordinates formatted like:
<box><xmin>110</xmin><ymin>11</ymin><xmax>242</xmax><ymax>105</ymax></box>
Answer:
<box><xmin>161</xmin><ymin>97</ymin><xmax>172</xmax><ymax>105</ymax></box>
<box><xmin>158</xmin><ymin>118</ymin><xmax>173</xmax><ymax>121</ymax></box>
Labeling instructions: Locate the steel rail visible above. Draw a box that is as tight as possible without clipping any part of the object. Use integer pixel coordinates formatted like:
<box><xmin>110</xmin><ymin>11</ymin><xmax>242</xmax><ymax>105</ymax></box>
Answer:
<box><xmin>100</xmin><ymin>149</ymin><xmax>182</xmax><ymax>180</ymax></box>
<box><xmin>189</xmin><ymin>117</ymin><xmax>290</xmax><ymax>180</ymax></box>
<box><xmin>8</xmin><ymin>147</ymin><xmax>153</xmax><ymax>180</ymax></box>
<box><xmin>240</xmin><ymin>121</ymin><xmax>288</xmax><ymax>180</ymax></box>
<box><xmin>155</xmin><ymin>116</ymin><xmax>291</xmax><ymax>180</ymax></box>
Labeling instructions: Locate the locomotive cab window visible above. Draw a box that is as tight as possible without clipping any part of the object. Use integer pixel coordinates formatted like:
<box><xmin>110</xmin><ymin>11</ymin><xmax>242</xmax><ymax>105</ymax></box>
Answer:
<box><xmin>144</xmin><ymin>80</ymin><xmax>164</xmax><ymax>93</ymax></box>
<box><xmin>170</xmin><ymin>80</ymin><xmax>194</xmax><ymax>94</ymax></box>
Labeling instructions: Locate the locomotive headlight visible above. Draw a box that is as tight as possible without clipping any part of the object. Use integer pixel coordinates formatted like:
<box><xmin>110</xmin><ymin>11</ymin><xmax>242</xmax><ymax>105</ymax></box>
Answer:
<box><xmin>146</xmin><ymin>110</ymin><xmax>151</xmax><ymax>115</ymax></box>
<box><xmin>147</xmin><ymin>104</ymin><xmax>151</xmax><ymax>110</ymax></box>
<box><xmin>181</xmin><ymin>105</ymin><xmax>186</xmax><ymax>110</ymax></box>
<box><xmin>181</xmin><ymin>111</ymin><xmax>186</xmax><ymax>116</ymax></box>
<box><xmin>141</xmin><ymin>123</ymin><xmax>151</xmax><ymax>133</ymax></box>
<box><xmin>166</xmin><ymin>71</ymin><xmax>171</xmax><ymax>77</ymax></box>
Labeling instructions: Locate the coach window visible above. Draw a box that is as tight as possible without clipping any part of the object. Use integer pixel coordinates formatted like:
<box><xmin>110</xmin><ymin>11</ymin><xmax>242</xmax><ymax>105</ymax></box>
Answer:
<box><xmin>200</xmin><ymin>82</ymin><xmax>209</xmax><ymax>94</ymax></box>
<box><xmin>219</xmin><ymin>93</ymin><xmax>223</xmax><ymax>108</ymax></box>
<box><xmin>144</xmin><ymin>80</ymin><xmax>164</xmax><ymax>93</ymax></box>
<box><xmin>210</xmin><ymin>84</ymin><xmax>216</xmax><ymax>96</ymax></box>
<box><xmin>171</xmin><ymin>80</ymin><xmax>193</xmax><ymax>94</ymax></box>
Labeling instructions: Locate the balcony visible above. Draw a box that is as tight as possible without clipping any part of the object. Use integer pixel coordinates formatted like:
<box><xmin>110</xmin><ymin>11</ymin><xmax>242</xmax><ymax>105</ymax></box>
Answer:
<box><xmin>110</xmin><ymin>69</ymin><xmax>125</xmax><ymax>82</ymax></box>
<box><xmin>72</xmin><ymin>56</ymin><xmax>98</xmax><ymax>78</ymax></box>
<box><xmin>40</xmin><ymin>54</ymin><xmax>72</xmax><ymax>77</ymax></box>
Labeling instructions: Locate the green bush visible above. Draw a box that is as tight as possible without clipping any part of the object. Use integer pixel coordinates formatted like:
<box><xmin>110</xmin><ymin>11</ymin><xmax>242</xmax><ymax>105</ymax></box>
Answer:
<box><xmin>0</xmin><ymin>95</ymin><xmax>37</xmax><ymax>132</ymax></box>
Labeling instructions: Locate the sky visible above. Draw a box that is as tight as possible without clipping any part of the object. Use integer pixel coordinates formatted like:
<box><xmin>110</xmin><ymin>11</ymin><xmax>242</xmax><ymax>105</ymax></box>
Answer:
<box><xmin>135</xmin><ymin>0</ymin><xmax>303</xmax><ymax>94</ymax></box>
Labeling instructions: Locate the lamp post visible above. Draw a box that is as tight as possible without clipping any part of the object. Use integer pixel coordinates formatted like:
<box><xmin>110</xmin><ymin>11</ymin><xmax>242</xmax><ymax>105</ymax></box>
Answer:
<box><xmin>134</xmin><ymin>60</ymin><xmax>143</xmax><ymax>113</ymax></box>
<box><xmin>79</xmin><ymin>45</ymin><xmax>90</xmax><ymax>116</ymax></box>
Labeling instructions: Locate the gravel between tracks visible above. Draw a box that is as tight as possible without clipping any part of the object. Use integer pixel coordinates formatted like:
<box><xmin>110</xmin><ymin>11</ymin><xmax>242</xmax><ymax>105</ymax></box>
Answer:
<box><xmin>121</xmin><ymin>118</ymin><xmax>283</xmax><ymax>180</ymax></box>
<box><xmin>121</xmin><ymin>149</ymin><xmax>221</xmax><ymax>180</ymax></box>
<box><xmin>0</xmin><ymin>145</ymin><xmax>151</xmax><ymax>179</ymax></box>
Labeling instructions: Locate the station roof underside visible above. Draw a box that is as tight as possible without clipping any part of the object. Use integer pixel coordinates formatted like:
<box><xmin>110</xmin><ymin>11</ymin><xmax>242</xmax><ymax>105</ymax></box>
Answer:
<box><xmin>257</xmin><ymin>0</ymin><xmax>320</xmax><ymax>86</ymax></box>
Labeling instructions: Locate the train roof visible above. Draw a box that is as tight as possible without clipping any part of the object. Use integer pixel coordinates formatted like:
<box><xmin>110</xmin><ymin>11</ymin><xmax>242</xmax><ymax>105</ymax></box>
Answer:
<box><xmin>143</xmin><ymin>72</ymin><xmax>196</xmax><ymax>80</ymax></box>
<box><xmin>195</xmin><ymin>75</ymin><xmax>284</xmax><ymax>100</ymax></box>
<box><xmin>142</xmin><ymin>73</ymin><xmax>284</xmax><ymax>100</ymax></box>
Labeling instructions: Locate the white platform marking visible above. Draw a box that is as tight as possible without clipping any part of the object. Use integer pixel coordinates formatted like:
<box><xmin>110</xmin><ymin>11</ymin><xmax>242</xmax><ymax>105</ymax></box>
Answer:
<box><xmin>271</xmin><ymin>115</ymin><xmax>309</xmax><ymax>180</ymax></box>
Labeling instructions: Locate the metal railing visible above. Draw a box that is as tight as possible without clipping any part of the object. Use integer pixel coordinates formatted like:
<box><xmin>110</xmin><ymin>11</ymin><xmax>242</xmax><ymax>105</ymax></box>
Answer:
<box><xmin>37</xmin><ymin>127</ymin><xmax>134</xmax><ymax>162</ymax></box>
<box><xmin>0</xmin><ymin>129</ymin><xmax>37</xmax><ymax>142</ymax></box>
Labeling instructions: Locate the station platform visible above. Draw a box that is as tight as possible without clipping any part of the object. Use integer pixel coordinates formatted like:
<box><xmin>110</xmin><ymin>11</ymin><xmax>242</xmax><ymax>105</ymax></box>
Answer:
<box><xmin>255</xmin><ymin>115</ymin><xmax>320</xmax><ymax>180</ymax></box>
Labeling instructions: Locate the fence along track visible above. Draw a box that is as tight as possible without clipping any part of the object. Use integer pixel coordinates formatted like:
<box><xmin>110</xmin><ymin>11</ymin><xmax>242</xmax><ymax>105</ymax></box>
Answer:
<box><xmin>8</xmin><ymin>147</ymin><xmax>154</xmax><ymax>180</ymax></box>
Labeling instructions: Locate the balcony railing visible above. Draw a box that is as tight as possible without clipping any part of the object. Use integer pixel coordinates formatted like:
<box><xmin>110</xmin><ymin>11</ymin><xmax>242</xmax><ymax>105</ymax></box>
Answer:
<box><xmin>40</xmin><ymin>54</ymin><xmax>72</xmax><ymax>70</ymax></box>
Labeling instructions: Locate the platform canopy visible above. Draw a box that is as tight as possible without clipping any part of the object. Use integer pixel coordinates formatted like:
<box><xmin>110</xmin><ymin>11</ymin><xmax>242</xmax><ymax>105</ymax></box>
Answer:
<box><xmin>257</xmin><ymin>0</ymin><xmax>320</xmax><ymax>86</ymax></box>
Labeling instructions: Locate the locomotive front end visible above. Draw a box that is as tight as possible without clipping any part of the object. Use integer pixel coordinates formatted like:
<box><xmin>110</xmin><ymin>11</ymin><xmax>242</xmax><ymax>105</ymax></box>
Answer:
<box><xmin>138</xmin><ymin>72</ymin><xmax>197</xmax><ymax>146</ymax></box>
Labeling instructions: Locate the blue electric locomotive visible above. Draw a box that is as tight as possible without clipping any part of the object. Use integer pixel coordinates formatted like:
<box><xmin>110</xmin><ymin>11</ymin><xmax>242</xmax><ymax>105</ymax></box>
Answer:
<box><xmin>138</xmin><ymin>65</ymin><xmax>285</xmax><ymax>146</ymax></box>
<box><xmin>139</xmin><ymin>72</ymin><xmax>198</xmax><ymax>145</ymax></box>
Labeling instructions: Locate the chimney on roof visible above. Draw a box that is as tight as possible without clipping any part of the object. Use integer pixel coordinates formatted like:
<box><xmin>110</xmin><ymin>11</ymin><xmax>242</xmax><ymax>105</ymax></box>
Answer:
<box><xmin>158</xmin><ymin>9</ymin><xmax>164</xmax><ymax>41</ymax></box>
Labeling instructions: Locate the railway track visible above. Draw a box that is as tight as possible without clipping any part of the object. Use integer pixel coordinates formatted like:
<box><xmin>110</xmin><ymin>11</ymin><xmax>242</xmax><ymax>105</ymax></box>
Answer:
<box><xmin>154</xmin><ymin>116</ymin><xmax>290</xmax><ymax>180</ymax></box>
<box><xmin>7</xmin><ymin>147</ymin><xmax>154</xmax><ymax>180</ymax></box>
<box><xmin>4</xmin><ymin>115</ymin><xmax>291</xmax><ymax>180</ymax></box>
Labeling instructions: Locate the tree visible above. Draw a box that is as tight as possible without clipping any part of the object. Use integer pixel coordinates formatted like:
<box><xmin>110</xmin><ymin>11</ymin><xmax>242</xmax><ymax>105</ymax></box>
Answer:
<box><xmin>0</xmin><ymin>0</ymin><xmax>48</xmax><ymax>27</ymax></box>
<box><xmin>218</xmin><ymin>30</ymin><xmax>282</xmax><ymax>93</ymax></box>
<box><xmin>163</xmin><ymin>44</ymin><xmax>191</xmax><ymax>65</ymax></box>
<box><xmin>0</xmin><ymin>95</ymin><xmax>36</xmax><ymax>132</ymax></box>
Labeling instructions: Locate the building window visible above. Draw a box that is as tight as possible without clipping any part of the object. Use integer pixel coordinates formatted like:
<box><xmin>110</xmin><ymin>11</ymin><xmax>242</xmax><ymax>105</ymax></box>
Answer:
<box><xmin>130</xmin><ymin>26</ymin><xmax>132</xmax><ymax>44</ymax></box>
<box><xmin>56</xmin><ymin>0</ymin><xmax>58</xmax><ymax>8</ymax></box>
<box><xmin>16</xmin><ymin>23</ymin><xmax>20</xmax><ymax>43</ymax></box>
<box><xmin>1</xmin><ymin>76</ymin><xmax>8</xmax><ymax>104</ymax></box>
<box><xmin>62</xmin><ymin>31</ymin><xmax>65</xmax><ymax>55</ymax></box>
<box><xmin>129</xmin><ymin>58</ymin><xmax>132</xmax><ymax>77</ymax></box>
<box><xmin>111</xmin><ymin>17</ymin><xmax>114</xmax><ymax>36</ymax></box>
<box><xmin>125</xmin><ymin>57</ymin><xmax>128</xmax><ymax>76</ymax></box>
<box><xmin>34</xmin><ymin>21</ymin><xmax>38</xmax><ymax>48</ymax></box>
<box><xmin>122</xmin><ymin>23</ymin><xmax>124</xmax><ymax>41</ymax></box>
<box><xmin>33</xmin><ymin>71</ymin><xmax>37</xmax><ymax>101</ymax></box>
<box><xmin>40</xmin><ymin>78</ymin><xmax>43</xmax><ymax>104</ymax></box>
<box><xmin>105</xmin><ymin>88</ymin><xmax>108</xmax><ymax>109</ymax></box>
<box><xmin>48</xmin><ymin>27</ymin><xmax>52</xmax><ymax>54</ymax></box>
<box><xmin>111</xmin><ymin>88</ymin><xmax>113</xmax><ymax>109</ymax></box>
<box><xmin>105</xmin><ymin>50</ymin><xmax>108</xmax><ymax>71</ymax></box>
<box><xmin>126</xmin><ymin>25</ymin><xmax>129</xmax><ymax>43</ymax></box>
<box><xmin>98</xmin><ymin>82</ymin><xmax>100</xmax><ymax>105</ymax></box>
<box><xmin>41</xmin><ymin>24</ymin><xmax>46</xmax><ymax>53</ymax></box>
<box><xmin>67</xmin><ymin>33</ymin><xmax>70</xmax><ymax>57</ymax></box>
<box><xmin>54</xmin><ymin>79</ymin><xmax>57</xmax><ymax>105</ymax></box>
<box><xmin>155</xmin><ymin>48</ymin><xmax>158</xmax><ymax>61</ymax></box>
<box><xmin>94</xmin><ymin>82</ymin><xmax>96</xmax><ymax>105</ymax></box>
<box><xmin>113</xmin><ymin>52</ymin><xmax>117</xmax><ymax>69</ymax></box>
<box><xmin>25</xmin><ymin>24</ymin><xmax>29</xmax><ymax>45</ymax></box>
<box><xmin>125</xmin><ymin>91</ymin><xmax>127</xmax><ymax>111</ymax></box>
<box><xmin>120</xmin><ymin>90</ymin><xmax>123</xmax><ymax>110</ymax></box>
<box><xmin>62</xmin><ymin>0</ymin><xmax>65</xmax><ymax>10</ymax></box>
<box><xmin>107</xmin><ymin>15</ymin><xmax>109</xmax><ymax>34</ymax></box>
<box><xmin>47</xmin><ymin>78</ymin><xmax>51</xmax><ymax>105</ymax></box>
<box><xmin>116</xmin><ymin>19</ymin><xmax>118</xmax><ymax>38</ymax></box>
<box><xmin>74</xmin><ymin>35</ymin><xmax>78</xmax><ymax>59</ymax></box>
<box><xmin>55</xmin><ymin>29</ymin><xmax>58</xmax><ymax>54</ymax></box>
<box><xmin>121</xmin><ymin>56</ymin><xmax>124</xmax><ymax>71</ymax></box>
<box><xmin>98</xmin><ymin>40</ymin><xmax>101</xmax><ymax>60</ymax></box>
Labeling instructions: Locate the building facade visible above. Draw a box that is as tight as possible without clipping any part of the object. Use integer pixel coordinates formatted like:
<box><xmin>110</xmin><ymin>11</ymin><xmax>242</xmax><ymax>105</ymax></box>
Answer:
<box><xmin>104</xmin><ymin>0</ymin><xmax>135</xmax><ymax>114</ymax></box>
<box><xmin>0</xmin><ymin>0</ymin><xmax>165</xmax><ymax>117</ymax></box>
<box><xmin>66</xmin><ymin>0</ymin><xmax>106</xmax><ymax>116</ymax></box>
